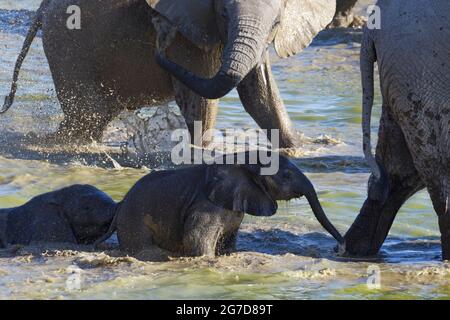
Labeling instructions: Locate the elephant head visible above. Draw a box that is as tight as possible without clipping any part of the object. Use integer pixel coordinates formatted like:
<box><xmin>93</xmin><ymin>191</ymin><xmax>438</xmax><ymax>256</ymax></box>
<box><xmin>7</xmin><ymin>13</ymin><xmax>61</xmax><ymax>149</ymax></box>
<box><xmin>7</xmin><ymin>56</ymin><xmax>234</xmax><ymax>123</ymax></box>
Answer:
<box><xmin>51</xmin><ymin>185</ymin><xmax>117</xmax><ymax>244</ymax></box>
<box><xmin>148</xmin><ymin>0</ymin><xmax>336</xmax><ymax>99</ymax></box>
<box><xmin>205</xmin><ymin>152</ymin><xmax>344</xmax><ymax>245</ymax></box>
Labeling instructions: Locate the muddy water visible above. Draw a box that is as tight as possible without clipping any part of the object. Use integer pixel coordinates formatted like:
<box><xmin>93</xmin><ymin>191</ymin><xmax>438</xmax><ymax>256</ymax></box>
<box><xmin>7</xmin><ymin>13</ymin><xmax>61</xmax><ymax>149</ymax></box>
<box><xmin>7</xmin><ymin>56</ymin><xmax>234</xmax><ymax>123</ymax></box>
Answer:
<box><xmin>1</xmin><ymin>1</ymin><xmax>449</xmax><ymax>300</ymax></box>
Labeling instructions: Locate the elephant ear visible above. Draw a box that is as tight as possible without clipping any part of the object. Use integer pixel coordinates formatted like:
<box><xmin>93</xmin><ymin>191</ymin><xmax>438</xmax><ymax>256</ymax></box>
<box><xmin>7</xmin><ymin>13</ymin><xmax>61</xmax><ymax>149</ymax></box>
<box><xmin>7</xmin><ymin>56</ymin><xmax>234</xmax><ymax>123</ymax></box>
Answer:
<box><xmin>147</xmin><ymin>0</ymin><xmax>220</xmax><ymax>49</ymax></box>
<box><xmin>274</xmin><ymin>0</ymin><xmax>336</xmax><ymax>58</ymax></box>
<box><xmin>204</xmin><ymin>165</ymin><xmax>278</xmax><ymax>217</ymax></box>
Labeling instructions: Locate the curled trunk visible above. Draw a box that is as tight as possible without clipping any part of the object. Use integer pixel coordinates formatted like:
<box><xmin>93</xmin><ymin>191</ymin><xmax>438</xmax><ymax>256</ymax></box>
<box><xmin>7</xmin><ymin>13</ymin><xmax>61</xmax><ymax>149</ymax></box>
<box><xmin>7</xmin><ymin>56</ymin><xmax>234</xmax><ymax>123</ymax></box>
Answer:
<box><xmin>157</xmin><ymin>15</ymin><xmax>267</xmax><ymax>99</ymax></box>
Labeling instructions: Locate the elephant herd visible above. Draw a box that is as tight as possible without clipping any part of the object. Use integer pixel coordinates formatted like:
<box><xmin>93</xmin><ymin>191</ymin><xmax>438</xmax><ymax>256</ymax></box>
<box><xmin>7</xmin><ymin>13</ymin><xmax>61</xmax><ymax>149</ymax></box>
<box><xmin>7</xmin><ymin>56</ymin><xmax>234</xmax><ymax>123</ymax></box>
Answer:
<box><xmin>1</xmin><ymin>0</ymin><xmax>449</xmax><ymax>261</ymax></box>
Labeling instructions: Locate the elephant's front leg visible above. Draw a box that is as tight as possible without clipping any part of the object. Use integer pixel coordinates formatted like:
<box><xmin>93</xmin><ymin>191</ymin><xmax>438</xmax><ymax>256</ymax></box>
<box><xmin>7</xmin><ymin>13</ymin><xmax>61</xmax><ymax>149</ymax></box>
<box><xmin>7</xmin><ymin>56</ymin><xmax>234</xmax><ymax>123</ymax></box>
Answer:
<box><xmin>172</xmin><ymin>79</ymin><xmax>218</xmax><ymax>147</ymax></box>
<box><xmin>345</xmin><ymin>107</ymin><xmax>424</xmax><ymax>256</ymax></box>
<box><xmin>183</xmin><ymin>213</ymin><xmax>223</xmax><ymax>257</ymax></box>
<box><xmin>166</xmin><ymin>33</ymin><xmax>222</xmax><ymax>147</ymax></box>
<box><xmin>237</xmin><ymin>51</ymin><xmax>297</xmax><ymax>149</ymax></box>
<box><xmin>216</xmin><ymin>229</ymin><xmax>239</xmax><ymax>256</ymax></box>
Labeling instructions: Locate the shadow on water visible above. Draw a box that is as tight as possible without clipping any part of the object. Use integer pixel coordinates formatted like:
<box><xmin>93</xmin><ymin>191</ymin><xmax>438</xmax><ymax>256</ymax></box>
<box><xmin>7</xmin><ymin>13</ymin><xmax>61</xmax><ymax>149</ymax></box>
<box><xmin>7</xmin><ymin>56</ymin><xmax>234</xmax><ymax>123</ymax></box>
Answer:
<box><xmin>238</xmin><ymin>228</ymin><xmax>442</xmax><ymax>264</ymax></box>
<box><xmin>238</xmin><ymin>229</ymin><xmax>340</xmax><ymax>259</ymax></box>
<box><xmin>380</xmin><ymin>236</ymin><xmax>442</xmax><ymax>263</ymax></box>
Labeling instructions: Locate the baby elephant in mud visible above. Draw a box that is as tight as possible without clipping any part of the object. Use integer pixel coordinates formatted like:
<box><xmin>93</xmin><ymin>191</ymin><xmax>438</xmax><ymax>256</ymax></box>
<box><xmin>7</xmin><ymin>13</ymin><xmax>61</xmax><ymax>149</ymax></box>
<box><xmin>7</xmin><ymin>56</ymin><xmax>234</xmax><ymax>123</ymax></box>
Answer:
<box><xmin>0</xmin><ymin>185</ymin><xmax>116</xmax><ymax>247</ymax></box>
<box><xmin>96</xmin><ymin>153</ymin><xmax>344</xmax><ymax>260</ymax></box>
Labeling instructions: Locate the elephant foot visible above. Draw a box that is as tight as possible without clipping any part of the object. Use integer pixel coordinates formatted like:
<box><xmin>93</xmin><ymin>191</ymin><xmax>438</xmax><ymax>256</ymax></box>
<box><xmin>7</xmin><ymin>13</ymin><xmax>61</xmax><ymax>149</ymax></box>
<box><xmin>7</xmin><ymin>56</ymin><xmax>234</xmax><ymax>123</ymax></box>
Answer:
<box><xmin>343</xmin><ymin>200</ymin><xmax>383</xmax><ymax>257</ymax></box>
<box><xmin>344</xmin><ymin>228</ymin><xmax>376</xmax><ymax>257</ymax></box>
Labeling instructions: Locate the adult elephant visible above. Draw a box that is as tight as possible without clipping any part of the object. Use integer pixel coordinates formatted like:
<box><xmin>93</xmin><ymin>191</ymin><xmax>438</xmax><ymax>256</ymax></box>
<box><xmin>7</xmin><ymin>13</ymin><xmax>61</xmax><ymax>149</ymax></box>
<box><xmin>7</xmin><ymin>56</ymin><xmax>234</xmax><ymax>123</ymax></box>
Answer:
<box><xmin>2</xmin><ymin>0</ymin><xmax>336</xmax><ymax>148</ymax></box>
<box><xmin>344</xmin><ymin>0</ymin><xmax>450</xmax><ymax>260</ymax></box>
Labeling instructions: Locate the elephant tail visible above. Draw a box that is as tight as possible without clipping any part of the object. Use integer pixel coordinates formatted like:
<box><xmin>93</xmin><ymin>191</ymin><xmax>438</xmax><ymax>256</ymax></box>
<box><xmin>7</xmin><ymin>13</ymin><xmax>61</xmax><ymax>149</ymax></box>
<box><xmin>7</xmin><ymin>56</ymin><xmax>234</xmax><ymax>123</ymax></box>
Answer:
<box><xmin>1</xmin><ymin>0</ymin><xmax>50</xmax><ymax>114</ymax></box>
<box><xmin>360</xmin><ymin>27</ymin><xmax>381</xmax><ymax>180</ymax></box>
<box><xmin>94</xmin><ymin>202</ymin><xmax>121</xmax><ymax>249</ymax></box>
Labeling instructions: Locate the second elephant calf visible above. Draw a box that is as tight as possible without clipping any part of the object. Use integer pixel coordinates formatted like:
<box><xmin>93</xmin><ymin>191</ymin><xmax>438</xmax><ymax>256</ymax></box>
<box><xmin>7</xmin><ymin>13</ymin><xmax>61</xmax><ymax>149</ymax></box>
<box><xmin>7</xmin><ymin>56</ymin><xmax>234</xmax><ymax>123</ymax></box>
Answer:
<box><xmin>0</xmin><ymin>185</ymin><xmax>117</xmax><ymax>248</ymax></box>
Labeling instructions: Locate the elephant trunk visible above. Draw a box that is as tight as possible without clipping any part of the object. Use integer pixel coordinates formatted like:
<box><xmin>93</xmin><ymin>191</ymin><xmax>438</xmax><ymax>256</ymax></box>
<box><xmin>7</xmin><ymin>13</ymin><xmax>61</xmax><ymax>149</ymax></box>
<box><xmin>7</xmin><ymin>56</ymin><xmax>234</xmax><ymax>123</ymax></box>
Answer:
<box><xmin>301</xmin><ymin>177</ymin><xmax>345</xmax><ymax>245</ymax></box>
<box><xmin>156</xmin><ymin>16</ymin><xmax>267</xmax><ymax>99</ymax></box>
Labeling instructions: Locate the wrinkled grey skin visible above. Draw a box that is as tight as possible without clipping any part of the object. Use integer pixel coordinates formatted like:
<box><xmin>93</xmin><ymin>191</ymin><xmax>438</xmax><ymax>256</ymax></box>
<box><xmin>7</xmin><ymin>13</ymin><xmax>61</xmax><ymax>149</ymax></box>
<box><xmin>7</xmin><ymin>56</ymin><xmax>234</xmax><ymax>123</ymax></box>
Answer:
<box><xmin>96</xmin><ymin>153</ymin><xmax>344</xmax><ymax>260</ymax></box>
<box><xmin>345</xmin><ymin>0</ymin><xmax>450</xmax><ymax>260</ymax></box>
<box><xmin>2</xmin><ymin>0</ymin><xmax>335</xmax><ymax>148</ymax></box>
<box><xmin>0</xmin><ymin>185</ymin><xmax>116</xmax><ymax>247</ymax></box>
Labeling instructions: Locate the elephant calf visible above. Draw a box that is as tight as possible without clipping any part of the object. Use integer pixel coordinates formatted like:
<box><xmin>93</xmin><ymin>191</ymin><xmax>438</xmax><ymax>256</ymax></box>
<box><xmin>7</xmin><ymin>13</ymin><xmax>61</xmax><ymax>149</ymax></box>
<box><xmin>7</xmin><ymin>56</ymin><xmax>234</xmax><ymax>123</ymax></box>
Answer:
<box><xmin>0</xmin><ymin>185</ymin><xmax>117</xmax><ymax>247</ymax></box>
<box><xmin>96</xmin><ymin>152</ymin><xmax>344</xmax><ymax>260</ymax></box>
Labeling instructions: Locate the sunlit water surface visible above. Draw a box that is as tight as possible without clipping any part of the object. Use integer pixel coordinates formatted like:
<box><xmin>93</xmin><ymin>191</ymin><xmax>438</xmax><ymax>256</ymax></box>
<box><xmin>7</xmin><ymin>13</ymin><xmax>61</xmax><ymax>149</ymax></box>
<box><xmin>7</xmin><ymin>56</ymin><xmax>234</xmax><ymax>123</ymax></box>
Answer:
<box><xmin>0</xmin><ymin>0</ymin><xmax>449</xmax><ymax>300</ymax></box>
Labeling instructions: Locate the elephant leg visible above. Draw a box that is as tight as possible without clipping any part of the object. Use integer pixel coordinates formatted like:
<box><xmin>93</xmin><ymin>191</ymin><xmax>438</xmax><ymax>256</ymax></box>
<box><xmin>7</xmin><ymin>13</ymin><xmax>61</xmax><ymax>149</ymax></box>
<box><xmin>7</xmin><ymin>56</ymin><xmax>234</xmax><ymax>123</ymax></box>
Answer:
<box><xmin>217</xmin><ymin>229</ymin><xmax>239</xmax><ymax>255</ymax></box>
<box><xmin>237</xmin><ymin>51</ymin><xmax>296</xmax><ymax>149</ymax></box>
<box><xmin>172</xmin><ymin>79</ymin><xmax>218</xmax><ymax>147</ymax></box>
<box><xmin>183</xmin><ymin>213</ymin><xmax>223</xmax><ymax>257</ymax></box>
<box><xmin>439</xmin><ymin>213</ymin><xmax>450</xmax><ymax>260</ymax></box>
<box><xmin>345</xmin><ymin>106</ymin><xmax>425</xmax><ymax>256</ymax></box>
<box><xmin>117</xmin><ymin>217</ymin><xmax>154</xmax><ymax>257</ymax></box>
<box><xmin>50</xmin><ymin>78</ymin><xmax>122</xmax><ymax>144</ymax></box>
<box><xmin>420</xmin><ymin>145</ymin><xmax>449</xmax><ymax>262</ymax></box>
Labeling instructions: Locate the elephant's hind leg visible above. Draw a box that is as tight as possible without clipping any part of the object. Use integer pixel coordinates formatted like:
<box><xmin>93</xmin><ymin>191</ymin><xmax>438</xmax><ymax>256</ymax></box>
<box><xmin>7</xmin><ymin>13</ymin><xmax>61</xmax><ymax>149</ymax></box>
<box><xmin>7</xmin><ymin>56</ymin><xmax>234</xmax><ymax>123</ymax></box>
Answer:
<box><xmin>439</xmin><ymin>213</ymin><xmax>450</xmax><ymax>260</ymax></box>
<box><xmin>216</xmin><ymin>229</ymin><xmax>239</xmax><ymax>256</ymax></box>
<box><xmin>51</xmin><ymin>80</ymin><xmax>122</xmax><ymax>144</ymax></box>
<box><xmin>431</xmin><ymin>174</ymin><xmax>450</xmax><ymax>259</ymax></box>
<box><xmin>425</xmin><ymin>158</ymin><xmax>450</xmax><ymax>260</ymax></box>
<box><xmin>345</xmin><ymin>106</ymin><xmax>425</xmax><ymax>256</ymax></box>
<box><xmin>117</xmin><ymin>223</ymin><xmax>169</xmax><ymax>262</ymax></box>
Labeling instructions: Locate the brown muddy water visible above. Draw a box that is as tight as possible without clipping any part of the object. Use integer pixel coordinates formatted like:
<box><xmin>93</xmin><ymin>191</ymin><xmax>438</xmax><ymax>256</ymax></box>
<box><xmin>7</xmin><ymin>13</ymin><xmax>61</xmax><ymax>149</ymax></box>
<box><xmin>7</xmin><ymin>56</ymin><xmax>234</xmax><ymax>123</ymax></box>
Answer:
<box><xmin>0</xmin><ymin>1</ymin><xmax>449</xmax><ymax>300</ymax></box>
